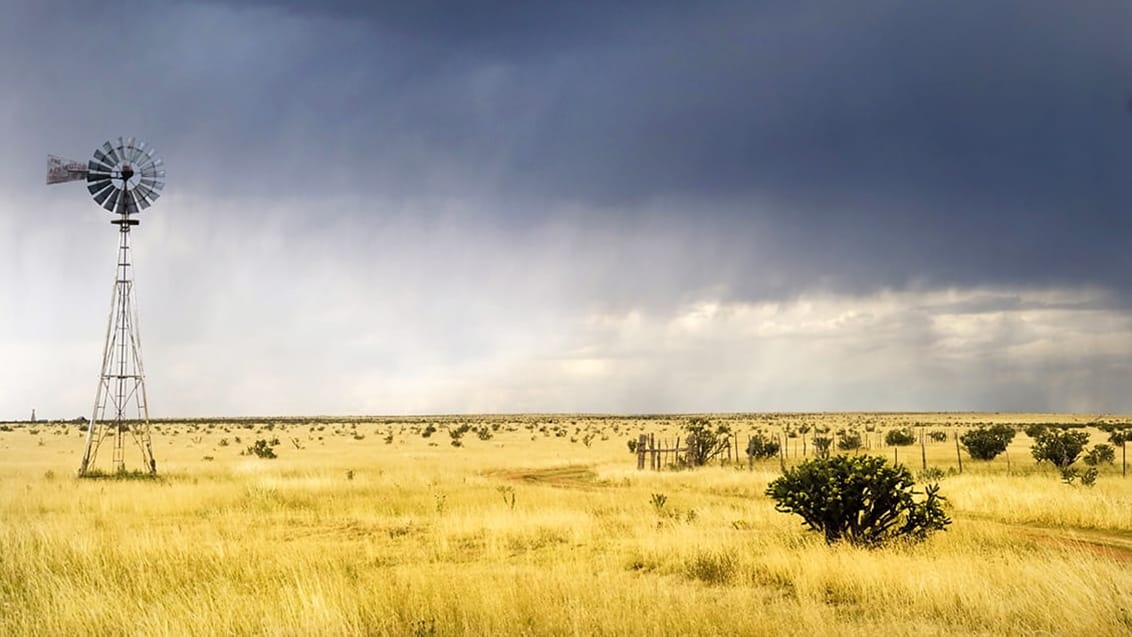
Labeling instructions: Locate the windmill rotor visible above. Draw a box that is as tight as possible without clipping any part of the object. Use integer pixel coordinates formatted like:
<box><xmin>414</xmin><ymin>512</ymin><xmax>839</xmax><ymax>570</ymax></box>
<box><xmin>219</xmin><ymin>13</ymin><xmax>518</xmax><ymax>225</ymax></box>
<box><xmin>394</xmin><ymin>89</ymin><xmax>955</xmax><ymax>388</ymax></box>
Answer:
<box><xmin>84</xmin><ymin>137</ymin><xmax>165</xmax><ymax>215</ymax></box>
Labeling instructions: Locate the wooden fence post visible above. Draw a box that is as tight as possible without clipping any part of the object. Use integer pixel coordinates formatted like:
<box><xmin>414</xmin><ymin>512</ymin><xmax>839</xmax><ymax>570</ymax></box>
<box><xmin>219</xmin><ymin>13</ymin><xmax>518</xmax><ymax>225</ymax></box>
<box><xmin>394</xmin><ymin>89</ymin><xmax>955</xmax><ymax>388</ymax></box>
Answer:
<box><xmin>955</xmin><ymin>433</ymin><xmax>963</xmax><ymax>474</ymax></box>
<box><xmin>1113</xmin><ymin>438</ymin><xmax>1122</xmax><ymax>479</ymax></box>
<box><xmin>637</xmin><ymin>434</ymin><xmax>647</xmax><ymax>470</ymax></box>
<box><xmin>919</xmin><ymin>427</ymin><xmax>927</xmax><ymax>472</ymax></box>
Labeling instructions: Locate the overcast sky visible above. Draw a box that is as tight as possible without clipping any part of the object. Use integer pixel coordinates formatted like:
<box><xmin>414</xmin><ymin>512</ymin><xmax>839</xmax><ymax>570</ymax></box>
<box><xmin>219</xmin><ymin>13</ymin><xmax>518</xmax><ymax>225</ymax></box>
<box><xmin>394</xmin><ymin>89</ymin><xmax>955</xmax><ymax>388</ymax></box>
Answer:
<box><xmin>4</xmin><ymin>0</ymin><xmax>1132</xmax><ymax>418</ymax></box>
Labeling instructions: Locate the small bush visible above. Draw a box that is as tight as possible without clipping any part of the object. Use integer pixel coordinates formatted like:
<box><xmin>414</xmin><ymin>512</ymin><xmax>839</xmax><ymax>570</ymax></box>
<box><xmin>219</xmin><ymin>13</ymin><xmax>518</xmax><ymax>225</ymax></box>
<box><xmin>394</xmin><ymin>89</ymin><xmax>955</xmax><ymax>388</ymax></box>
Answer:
<box><xmin>1080</xmin><ymin>467</ymin><xmax>1099</xmax><ymax>487</ymax></box>
<box><xmin>1032</xmin><ymin>429</ymin><xmax>1089</xmax><ymax>469</ymax></box>
<box><xmin>928</xmin><ymin>431</ymin><xmax>949</xmax><ymax>443</ymax></box>
<box><xmin>836</xmin><ymin>430</ymin><xmax>862</xmax><ymax>452</ymax></box>
<box><xmin>1058</xmin><ymin>466</ymin><xmax>1098</xmax><ymax>486</ymax></box>
<box><xmin>766</xmin><ymin>455</ymin><xmax>951</xmax><ymax>546</ymax></box>
<box><xmin>1107</xmin><ymin>429</ymin><xmax>1131</xmax><ymax>445</ymax></box>
<box><xmin>813</xmin><ymin>436</ymin><xmax>833</xmax><ymax>459</ymax></box>
<box><xmin>245</xmin><ymin>439</ymin><xmax>277</xmax><ymax>459</ymax></box>
<box><xmin>884</xmin><ymin>428</ymin><xmax>917</xmax><ymax>447</ymax></box>
<box><xmin>746</xmin><ymin>433</ymin><xmax>781</xmax><ymax>460</ymax></box>
<box><xmin>683</xmin><ymin>550</ymin><xmax>737</xmax><ymax>585</ymax></box>
<box><xmin>960</xmin><ymin>424</ymin><xmax>1016</xmax><ymax>461</ymax></box>
<box><xmin>684</xmin><ymin>418</ymin><xmax>732</xmax><ymax>466</ymax></box>
<box><xmin>918</xmin><ymin>467</ymin><xmax>946</xmax><ymax>482</ymax></box>
<box><xmin>1083</xmin><ymin>444</ymin><xmax>1115</xmax><ymax>466</ymax></box>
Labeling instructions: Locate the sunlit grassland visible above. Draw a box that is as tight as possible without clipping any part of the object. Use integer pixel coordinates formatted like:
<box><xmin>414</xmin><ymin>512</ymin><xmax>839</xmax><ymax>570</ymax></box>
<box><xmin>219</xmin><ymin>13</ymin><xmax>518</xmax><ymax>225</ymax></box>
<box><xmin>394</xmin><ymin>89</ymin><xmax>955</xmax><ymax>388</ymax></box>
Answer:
<box><xmin>1</xmin><ymin>413</ymin><xmax>1130</xmax><ymax>636</ymax></box>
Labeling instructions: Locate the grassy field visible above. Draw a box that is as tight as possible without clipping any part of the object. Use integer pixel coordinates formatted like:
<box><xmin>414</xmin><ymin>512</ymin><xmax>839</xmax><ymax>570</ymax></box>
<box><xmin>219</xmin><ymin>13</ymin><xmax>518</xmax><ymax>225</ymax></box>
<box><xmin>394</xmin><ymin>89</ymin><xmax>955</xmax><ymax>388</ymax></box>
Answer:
<box><xmin>1</xmin><ymin>413</ymin><xmax>1130</xmax><ymax>636</ymax></box>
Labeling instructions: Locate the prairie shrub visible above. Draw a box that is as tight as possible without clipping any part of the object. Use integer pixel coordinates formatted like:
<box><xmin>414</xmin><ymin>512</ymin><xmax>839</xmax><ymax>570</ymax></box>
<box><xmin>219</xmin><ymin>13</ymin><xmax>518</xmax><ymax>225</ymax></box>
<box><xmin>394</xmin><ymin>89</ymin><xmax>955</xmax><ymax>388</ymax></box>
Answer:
<box><xmin>918</xmin><ymin>467</ymin><xmax>946</xmax><ymax>482</ymax></box>
<box><xmin>245</xmin><ymin>439</ymin><xmax>277</xmax><ymax>459</ymax></box>
<box><xmin>1083</xmin><ymin>444</ymin><xmax>1115</xmax><ymax>466</ymax></box>
<box><xmin>813</xmin><ymin>436</ymin><xmax>833</xmax><ymax>459</ymax></box>
<box><xmin>1032</xmin><ymin>429</ymin><xmax>1089</xmax><ymax>469</ymax></box>
<box><xmin>684</xmin><ymin>417</ymin><xmax>731</xmax><ymax>466</ymax></box>
<box><xmin>837</xmin><ymin>430</ymin><xmax>862</xmax><ymax>452</ymax></box>
<box><xmin>884</xmin><ymin>428</ymin><xmax>917</xmax><ymax>447</ymax></box>
<box><xmin>1059</xmin><ymin>466</ymin><xmax>1098</xmax><ymax>486</ymax></box>
<box><xmin>746</xmin><ymin>432</ymin><xmax>780</xmax><ymax>460</ymax></box>
<box><xmin>766</xmin><ymin>455</ymin><xmax>951</xmax><ymax>546</ymax></box>
<box><xmin>960</xmin><ymin>424</ymin><xmax>1016</xmax><ymax>461</ymax></box>
<box><xmin>1080</xmin><ymin>467</ymin><xmax>1099</xmax><ymax>486</ymax></box>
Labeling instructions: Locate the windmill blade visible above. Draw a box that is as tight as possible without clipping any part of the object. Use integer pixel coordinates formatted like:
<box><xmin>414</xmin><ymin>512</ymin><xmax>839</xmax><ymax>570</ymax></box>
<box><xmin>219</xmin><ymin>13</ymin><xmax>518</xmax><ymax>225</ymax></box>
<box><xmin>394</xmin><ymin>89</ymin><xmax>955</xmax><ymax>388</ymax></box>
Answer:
<box><xmin>104</xmin><ymin>188</ymin><xmax>122</xmax><ymax>213</ymax></box>
<box><xmin>140</xmin><ymin>172</ymin><xmax>166</xmax><ymax>190</ymax></box>
<box><xmin>87</xmin><ymin>179</ymin><xmax>113</xmax><ymax>197</ymax></box>
<box><xmin>92</xmin><ymin>149</ymin><xmax>115</xmax><ymax>170</ymax></box>
<box><xmin>92</xmin><ymin>183</ymin><xmax>115</xmax><ymax>206</ymax></box>
<box><xmin>87</xmin><ymin>164</ymin><xmax>113</xmax><ymax>179</ymax></box>
<box><xmin>101</xmin><ymin>141</ymin><xmax>120</xmax><ymax>165</ymax></box>
<box><xmin>47</xmin><ymin>155</ymin><xmax>89</xmax><ymax>185</ymax></box>
<box><xmin>133</xmin><ymin>183</ymin><xmax>156</xmax><ymax>201</ymax></box>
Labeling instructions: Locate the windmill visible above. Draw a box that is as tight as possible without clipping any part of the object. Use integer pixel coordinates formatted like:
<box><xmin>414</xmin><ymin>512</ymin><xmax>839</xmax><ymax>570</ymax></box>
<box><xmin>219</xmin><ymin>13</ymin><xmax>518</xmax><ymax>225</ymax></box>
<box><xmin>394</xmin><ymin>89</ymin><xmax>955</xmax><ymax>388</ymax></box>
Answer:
<box><xmin>47</xmin><ymin>138</ymin><xmax>166</xmax><ymax>476</ymax></box>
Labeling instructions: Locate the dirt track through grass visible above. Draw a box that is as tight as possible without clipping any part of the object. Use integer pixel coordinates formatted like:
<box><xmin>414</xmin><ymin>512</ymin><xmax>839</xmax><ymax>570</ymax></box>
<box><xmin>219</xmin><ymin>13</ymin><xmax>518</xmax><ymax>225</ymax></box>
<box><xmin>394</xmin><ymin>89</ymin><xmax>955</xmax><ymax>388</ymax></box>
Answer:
<box><xmin>488</xmin><ymin>464</ymin><xmax>600</xmax><ymax>489</ymax></box>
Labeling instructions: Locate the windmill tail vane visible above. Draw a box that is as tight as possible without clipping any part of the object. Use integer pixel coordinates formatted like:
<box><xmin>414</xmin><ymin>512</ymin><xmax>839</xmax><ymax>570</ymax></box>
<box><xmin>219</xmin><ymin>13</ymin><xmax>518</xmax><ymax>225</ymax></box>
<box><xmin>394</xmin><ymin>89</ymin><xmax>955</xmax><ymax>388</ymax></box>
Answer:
<box><xmin>46</xmin><ymin>155</ymin><xmax>88</xmax><ymax>185</ymax></box>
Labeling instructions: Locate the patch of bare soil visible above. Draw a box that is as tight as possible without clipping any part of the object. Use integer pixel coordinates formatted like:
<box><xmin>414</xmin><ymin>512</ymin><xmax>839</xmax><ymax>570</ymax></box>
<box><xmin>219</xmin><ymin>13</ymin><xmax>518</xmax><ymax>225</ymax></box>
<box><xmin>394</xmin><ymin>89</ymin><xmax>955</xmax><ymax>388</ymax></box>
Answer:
<box><xmin>487</xmin><ymin>464</ymin><xmax>600</xmax><ymax>489</ymax></box>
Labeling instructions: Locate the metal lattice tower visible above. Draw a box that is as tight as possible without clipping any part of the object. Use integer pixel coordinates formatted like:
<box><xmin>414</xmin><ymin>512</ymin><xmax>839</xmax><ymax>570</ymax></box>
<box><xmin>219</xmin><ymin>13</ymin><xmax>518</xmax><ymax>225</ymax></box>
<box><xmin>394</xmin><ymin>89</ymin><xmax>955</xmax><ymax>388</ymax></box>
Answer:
<box><xmin>47</xmin><ymin>138</ymin><xmax>166</xmax><ymax>476</ymax></box>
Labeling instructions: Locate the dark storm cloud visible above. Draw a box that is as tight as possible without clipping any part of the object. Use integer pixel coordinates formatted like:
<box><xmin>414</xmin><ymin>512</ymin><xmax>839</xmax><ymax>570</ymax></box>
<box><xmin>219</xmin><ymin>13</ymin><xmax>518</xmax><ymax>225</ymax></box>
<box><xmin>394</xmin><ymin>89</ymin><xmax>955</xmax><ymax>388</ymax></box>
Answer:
<box><xmin>8</xmin><ymin>0</ymin><xmax>1132</xmax><ymax>301</ymax></box>
<box><xmin>194</xmin><ymin>1</ymin><xmax>1132</xmax><ymax>298</ymax></box>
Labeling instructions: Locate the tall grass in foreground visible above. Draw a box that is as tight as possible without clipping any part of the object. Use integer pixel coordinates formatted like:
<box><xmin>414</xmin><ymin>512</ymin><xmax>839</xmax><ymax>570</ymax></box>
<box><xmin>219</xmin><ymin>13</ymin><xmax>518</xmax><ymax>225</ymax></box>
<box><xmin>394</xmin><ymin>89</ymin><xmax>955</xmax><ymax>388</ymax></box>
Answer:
<box><xmin>1</xmin><ymin>416</ymin><xmax>1130</xmax><ymax>636</ymax></box>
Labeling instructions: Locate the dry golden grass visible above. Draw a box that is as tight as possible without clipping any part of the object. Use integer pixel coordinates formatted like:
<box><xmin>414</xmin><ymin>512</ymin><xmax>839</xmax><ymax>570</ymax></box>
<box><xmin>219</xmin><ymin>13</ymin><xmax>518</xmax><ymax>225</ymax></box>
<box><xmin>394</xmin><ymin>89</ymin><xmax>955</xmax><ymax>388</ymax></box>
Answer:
<box><xmin>1</xmin><ymin>413</ymin><xmax>1130</xmax><ymax>636</ymax></box>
